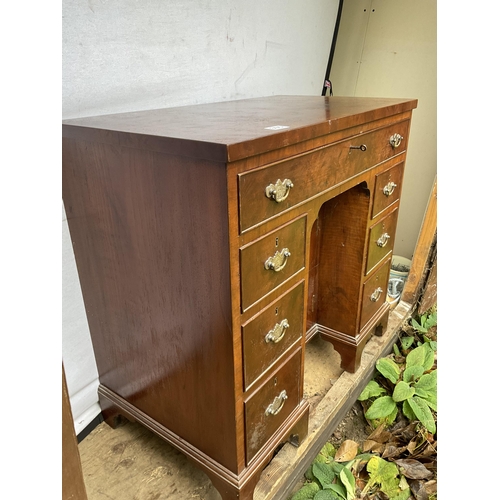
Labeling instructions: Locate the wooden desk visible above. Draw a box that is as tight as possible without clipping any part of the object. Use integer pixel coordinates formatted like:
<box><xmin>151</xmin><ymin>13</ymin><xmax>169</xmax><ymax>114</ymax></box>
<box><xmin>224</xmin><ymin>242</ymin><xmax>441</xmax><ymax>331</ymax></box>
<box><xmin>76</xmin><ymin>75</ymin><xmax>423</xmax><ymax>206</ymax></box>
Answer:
<box><xmin>62</xmin><ymin>95</ymin><xmax>417</xmax><ymax>500</ymax></box>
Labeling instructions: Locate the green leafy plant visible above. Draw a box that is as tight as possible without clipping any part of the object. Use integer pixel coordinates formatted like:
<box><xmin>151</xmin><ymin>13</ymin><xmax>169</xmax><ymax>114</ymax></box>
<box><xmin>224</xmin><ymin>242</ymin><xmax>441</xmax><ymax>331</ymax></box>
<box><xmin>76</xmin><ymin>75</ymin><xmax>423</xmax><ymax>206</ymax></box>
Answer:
<box><xmin>291</xmin><ymin>310</ymin><xmax>437</xmax><ymax>500</ymax></box>
<box><xmin>362</xmin><ymin>456</ymin><xmax>411</xmax><ymax>499</ymax></box>
<box><xmin>291</xmin><ymin>442</ymin><xmax>413</xmax><ymax>500</ymax></box>
<box><xmin>359</xmin><ymin>343</ymin><xmax>437</xmax><ymax>434</ymax></box>
<box><xmin>411</xmin><ymin>309</ymin><xmax>437</xmax><ymax>334</ymax></box>
<box><xmin>291</xmin><ymin>442</ymin><xmax>359</xmax><ymax>500</ymax></box>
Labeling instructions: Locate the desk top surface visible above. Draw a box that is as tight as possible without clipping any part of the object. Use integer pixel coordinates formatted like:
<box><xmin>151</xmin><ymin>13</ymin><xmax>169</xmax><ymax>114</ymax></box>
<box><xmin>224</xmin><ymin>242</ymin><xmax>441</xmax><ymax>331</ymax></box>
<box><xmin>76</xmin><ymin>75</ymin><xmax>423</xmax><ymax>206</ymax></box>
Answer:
<box><xmin>63</xmin><ymin>95</ymin><xmax>417</xmax><ymax>162</ymax></box>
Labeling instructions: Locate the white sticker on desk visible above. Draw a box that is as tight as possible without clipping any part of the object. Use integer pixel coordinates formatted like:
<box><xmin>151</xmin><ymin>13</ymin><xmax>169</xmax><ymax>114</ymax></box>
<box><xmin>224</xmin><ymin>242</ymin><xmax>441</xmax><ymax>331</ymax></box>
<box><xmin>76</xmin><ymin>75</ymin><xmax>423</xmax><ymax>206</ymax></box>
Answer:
<box><xmin>265</xmin><ymin>125</ymin><xmax>290</xmax><ymax>130</ymax></box>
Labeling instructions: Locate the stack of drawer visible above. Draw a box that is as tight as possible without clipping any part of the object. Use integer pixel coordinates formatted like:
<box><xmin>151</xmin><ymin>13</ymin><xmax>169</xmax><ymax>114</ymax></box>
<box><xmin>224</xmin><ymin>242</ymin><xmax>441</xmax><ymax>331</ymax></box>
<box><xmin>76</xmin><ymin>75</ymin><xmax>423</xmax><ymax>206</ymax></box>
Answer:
<box><xmin>62</xmin><ymin>95</ymin><xmax>417</xmax><ymax>500</ymax></box>
<box><xmin>362</xmin><ymin>162</ymin><xmax>405</xmax><ymax>327</ymax></box>
<box><xmin>239</xmin><ymin>215</ymin><xmax>307</xmax><ymax>463</ymax></box>
<box><xmin>236</xmin><ymin>117</ymin><xmax>410</xmax><ymax>465</ymax></box>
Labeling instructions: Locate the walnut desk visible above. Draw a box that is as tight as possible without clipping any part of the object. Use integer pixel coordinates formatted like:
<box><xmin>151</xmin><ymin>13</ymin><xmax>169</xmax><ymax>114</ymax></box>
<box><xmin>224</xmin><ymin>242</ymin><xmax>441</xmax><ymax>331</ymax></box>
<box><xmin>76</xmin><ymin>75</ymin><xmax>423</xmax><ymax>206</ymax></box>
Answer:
<box><xmin>62</xmin><ymin>95</ymin><xmax>417</xmax><ymax>500</ymax></box>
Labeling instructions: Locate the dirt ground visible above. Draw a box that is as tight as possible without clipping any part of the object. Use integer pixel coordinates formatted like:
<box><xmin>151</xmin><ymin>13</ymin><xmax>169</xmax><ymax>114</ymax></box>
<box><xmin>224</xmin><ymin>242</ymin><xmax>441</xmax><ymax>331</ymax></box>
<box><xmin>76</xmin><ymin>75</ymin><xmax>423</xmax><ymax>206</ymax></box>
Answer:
<box><xmin>329</xmin><ymin>400</ymin><xmax>372</xmax><ymax>449</ymax></box>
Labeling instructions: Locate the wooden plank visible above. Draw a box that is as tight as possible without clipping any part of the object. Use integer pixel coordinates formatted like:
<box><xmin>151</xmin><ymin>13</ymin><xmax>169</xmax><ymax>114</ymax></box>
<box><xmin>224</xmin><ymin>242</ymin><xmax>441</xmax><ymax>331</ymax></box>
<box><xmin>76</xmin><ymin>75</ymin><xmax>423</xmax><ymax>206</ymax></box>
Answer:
<box><xmin>63</xmin><ymin>365</ymin><xmax>88</xmax><ymax>500</ymax></box>
<box><xmin>402</xmin><ymin>176</ymin><xmax>437</xmax><ymax>305</ymax></box>
<box><xmin>418</xmin><ymin>252</ymin><xmax>437</xmax><ymax>315</ymax></box>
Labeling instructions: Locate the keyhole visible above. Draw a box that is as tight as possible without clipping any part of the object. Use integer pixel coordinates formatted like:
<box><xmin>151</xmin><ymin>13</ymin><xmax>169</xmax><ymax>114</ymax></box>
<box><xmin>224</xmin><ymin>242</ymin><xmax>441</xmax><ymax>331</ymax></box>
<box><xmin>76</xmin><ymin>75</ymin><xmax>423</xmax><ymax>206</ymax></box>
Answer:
<box><xmin>275</xmin><ymin>237</ymin><xmax>279</xmax><ymax>247</ymax></box>
<box><xmin>275</xmin><ymin>307</ymin><xmax>279</xmax><ymax>315</ymax></box>
<box><xmin>274</xmin><ymin>377</ymin><xmax>278</xmax><ymax>386</ymax></box>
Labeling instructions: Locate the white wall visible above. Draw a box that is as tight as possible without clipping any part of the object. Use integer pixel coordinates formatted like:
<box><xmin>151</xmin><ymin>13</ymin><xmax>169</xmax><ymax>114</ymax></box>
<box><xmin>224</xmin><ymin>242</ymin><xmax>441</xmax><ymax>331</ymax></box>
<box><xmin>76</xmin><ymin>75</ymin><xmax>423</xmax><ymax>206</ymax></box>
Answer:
<box><xmin>330</xmin><ymin>0</ymin><xmax>437</xmax><ymax>260</ymax></box>
<box><xmin>62</xmin><ymin>0</ymin><xmax>340</xmax><ymax>432</ymax></box>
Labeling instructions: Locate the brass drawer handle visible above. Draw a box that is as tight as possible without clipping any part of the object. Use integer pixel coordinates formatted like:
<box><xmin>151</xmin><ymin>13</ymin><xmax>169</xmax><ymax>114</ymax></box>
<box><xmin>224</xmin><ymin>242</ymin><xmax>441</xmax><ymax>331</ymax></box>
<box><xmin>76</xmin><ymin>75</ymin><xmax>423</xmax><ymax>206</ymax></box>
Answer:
<box><xmin>389</xmin><ymin>133</ymin><xmax>403</xmax><ymax>148</ymax></box>
<box><xmin>264</xmin><ymin>248</ymin><xmax>291</xmax><ymax>272</ymax></box>
<box><xmin>265</xmin><ymin>319</ymin><xmax>289</xmax><ymax>344</ymax></box>
<box><xmin>265</xmin><ymin>179</ymin><xmax>294</xmax><ymax>203</ymax></box>
<box><xmin>376</xmin><ymin>233</ymin><xmax>391</xmax><ymax>247</ymax></box>
<box><xmin>265</xmin><ymin>390</ymin><xmax>288</xmax><ymax>416</ymax></box>
<box><xmin>370</xmin><ymin>287</ymin><xmax>384</xmax><ymax>302</ymax></box>
<box><xmin>383</xmin><ymin>181</ymin><xmax>398</xmax><ymax>196</ymax></box>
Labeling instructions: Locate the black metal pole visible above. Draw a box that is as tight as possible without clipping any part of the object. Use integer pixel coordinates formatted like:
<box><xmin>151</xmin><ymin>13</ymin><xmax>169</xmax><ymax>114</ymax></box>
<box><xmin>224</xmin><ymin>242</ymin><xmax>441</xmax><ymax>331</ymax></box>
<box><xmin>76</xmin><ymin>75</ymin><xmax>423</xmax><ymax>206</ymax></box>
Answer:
<box><xmin>322</xmin><ymin>0</ymin><xmax>344</xmax><ymax>96</ymax></box>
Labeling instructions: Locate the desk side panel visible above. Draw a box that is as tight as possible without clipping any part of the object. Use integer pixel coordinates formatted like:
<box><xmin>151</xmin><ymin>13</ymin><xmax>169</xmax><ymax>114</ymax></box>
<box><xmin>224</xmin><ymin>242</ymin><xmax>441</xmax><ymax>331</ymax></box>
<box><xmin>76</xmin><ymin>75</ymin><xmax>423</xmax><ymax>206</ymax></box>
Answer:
<box><xmin>62</xmin><ymin>136</ymin><xmax>237</xmax><ymax>471</ymax></box>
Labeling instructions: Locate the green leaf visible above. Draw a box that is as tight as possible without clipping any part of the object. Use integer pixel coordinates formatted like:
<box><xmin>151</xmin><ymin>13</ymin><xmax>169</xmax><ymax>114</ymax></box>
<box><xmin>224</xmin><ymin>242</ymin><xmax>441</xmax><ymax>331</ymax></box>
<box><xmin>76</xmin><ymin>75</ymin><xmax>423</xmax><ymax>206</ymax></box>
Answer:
<box><xmin>369</xmin><ymin>404</ymin><xmax>398</xmax><ymax>429</ymax></box>
<box><xmin>422</xmin><ymin>346</ymin><xmax>435</xmax><ymax>371</ymax></box>
<box><xmin>391</xmin><ymin>486</ymin><xmax>412</xmax><ymax>500</ymax></box>
<box><xmin>312</xmin><ymin>462</ymin><xmax>336</xmax><ymax>488</ymax></box>
<box><xmin>402</xmin><ymin>400</ymin><xmax>416</xmax><ymax>420</ymax></box>
<box><xmin>403</xmin><ymin>365</ymin><xmax>424</xmax><ymax>383</ymax></box>
<box><xmin>424</xmin><ymin>311</ymin><xmax>437</xmax><ymax>329</ymax></box>
<box><xmin>323</xmin><ymin>483</ymin><xmax>346</xmax><ymax>500</ymax></box>
<box><xmin>400</xmin><ymin>336</ymin><xmax>414</xmax><ymax>350</ymax></box>
<box><xmin>365</xmin><ymin>396</ymin><xmax>397</xmax><ymax>420</ymax></box>
<box><xmin>304</xmin><ymin>464</ymin><xmax>315</xmax><ymax>482</ymax></box>
<box><xmin>407</xmin><ymin>396</ymin><xmax>436</xmax><ymax>434</ymax></box>
<box><xmin>313</xmin><ymin>490</ymin><xmax>342</xmax><ymax>500</ymax></box>
<box><xmin>358</xmin><ymin>380</ymin><xmax>387</xmax><ymax>401</ymax></box>
<box><xmin>376</xmin><ymin>357</ymin><xmax>401</xmax><ymax>384</ymax></box>
<box><xmin>414</xmin><ymin>370</ymin><xmax>437</xmax><ymax>392</ymax></box>
<box><xmin>290</xmin><ymin>482</ymin><xmax>320</xmax><ymax>500</ymax></box>
<box><xmin>392</xmin><ymin>381</ymin><xmax>415</xmax><ymax>402</ymax></box>
<box><xmin>339</xmin><ymin>467</ymin><xmax>356</xmax><ymax>500</ymax></box>
<box><xmin>329</xmin><ymin>462</ymin><xmax>346</xmax><ymax>475</ymax></box>
<box><xmin>421</xmin><ymin>391</ymin><xmax>437</xmax><ymax>411</ymax></box>
<box><xmin>406</xmin><ymin>343</ymin><xmax>434</xmax><ymax>371</ymax></box>
<box><xmin>362</xmin><ymin>456</ymin><xmax>401</xmax><ymax>496</ymax></box>
<box><xmin>411</xmin><ymin>317</ymin><xmax>427</xmax><ymax>333</ymax></box>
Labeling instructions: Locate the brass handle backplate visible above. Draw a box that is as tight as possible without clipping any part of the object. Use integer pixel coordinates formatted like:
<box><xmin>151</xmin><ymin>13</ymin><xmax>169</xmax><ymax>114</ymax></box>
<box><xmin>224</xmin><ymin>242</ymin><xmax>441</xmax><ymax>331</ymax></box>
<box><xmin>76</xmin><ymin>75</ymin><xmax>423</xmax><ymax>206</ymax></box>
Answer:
<box><xmin>370</xmin><ymin>287</ymin><xmax>384</xmax><ymax>302</ymax></box>
<box><xmin>389</xmin><ymin>133</ymin><xmax>403</xmax><ymax>148</ymax></box>
<box><xmin>264</xmin><ymin>248</ymin><xmax>291</xmax><ymax>272</ymax></box>
<box><xmin>265</xmin><ymin>179</ymin><xmax>294</xmax><ymax>203</ymax></box>
<box><xmin>265</xmin><ymin>390</ymin><xmax>288</xmax><ymax>416</ymax></box>
<box><xmin>376</xmin><ymin>233</ymin><xmax>391</xmax><ymax>247</ymax></box>
<box><xmin>265</xmin><ymin>319</ymin><xmax>289</xmax><ymax>344</ymax></box>
<box><xmin>383</xmin><ymin>181</ymin><xmax>397</xmax><ymax>196</ymax></box>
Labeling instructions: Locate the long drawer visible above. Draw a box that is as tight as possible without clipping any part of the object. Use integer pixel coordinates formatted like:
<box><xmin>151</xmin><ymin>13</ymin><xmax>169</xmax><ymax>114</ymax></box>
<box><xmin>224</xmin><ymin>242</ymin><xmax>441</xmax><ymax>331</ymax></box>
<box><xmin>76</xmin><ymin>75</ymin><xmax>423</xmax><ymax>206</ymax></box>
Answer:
<box><xmin>240</xmin><ymin>216</ymin><xmax>306</xmax><ymax>311</ymax></box>
<box><xmin>242</xmin><ymin>281</ymin><xmax>304</xmax><ymax>390</ymax></box>
<box><xmin>238</xmin><ymin>120</ymin><xmax>410</xmax><ymax>231</ymax></box>
<box><xmin>244</xmin><ymin>350</ymin><xmax>302</xmax><ymax>463</ymax></box>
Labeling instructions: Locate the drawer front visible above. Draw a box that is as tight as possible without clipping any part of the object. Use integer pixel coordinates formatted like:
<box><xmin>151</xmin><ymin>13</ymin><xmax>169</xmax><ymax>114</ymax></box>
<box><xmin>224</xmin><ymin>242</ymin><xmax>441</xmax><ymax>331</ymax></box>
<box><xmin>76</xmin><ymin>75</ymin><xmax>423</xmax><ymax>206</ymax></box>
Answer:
<box><xmin>238</xmin><ymin>120</ymin><xmax>410</xmax><ymax>231</ymax></box>
<box><xmin>242</xmin><ymin>281</ymin><xmax>305</xmax><ymax>390</ymax></box>
<box><xmin>245</xmin><ymin>350</ymin><xmax>301</xmax><ymax>463</ymax></box>
<box><xmin>360</xmin><ymin>258</ymin><xmax>391</xmax><ymax>329</ymax></box>
<box><xmin>240</xmin><ymin>216</ymin><xmax>306</xmax><ymax>311</ymax></box>
<box><xmin>365</xmin><ymin>209</ymin><xmax>399</xmax><ymax>275</ymax></box>
<box><xmin>372</xmin><ymin>162</ymin><xmax>404</xmax><ymax>218</ymax></box>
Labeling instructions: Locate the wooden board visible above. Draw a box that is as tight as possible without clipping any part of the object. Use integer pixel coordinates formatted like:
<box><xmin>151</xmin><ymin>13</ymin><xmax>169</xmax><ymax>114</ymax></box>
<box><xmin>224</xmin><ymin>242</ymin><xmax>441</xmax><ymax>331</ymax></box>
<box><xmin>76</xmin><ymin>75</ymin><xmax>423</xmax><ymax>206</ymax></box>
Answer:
<box><xmin>418</xmin><ymin>252</ymin><xmax>437</xmax><ymax>315</ymax></box>
<box><xmin>63</xmin><ymin>366</ymin><xmax>88</xmax><ymax>500</ymax></box>
<box><xmin>77</xmin><ymin>301</ymin><xmax>411</xmax><ymax>500</ymax></box>
<box><xmin>402</xmin><ymin>177</ymin><xmax>437</xmax><ymax>305</ymax></box>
